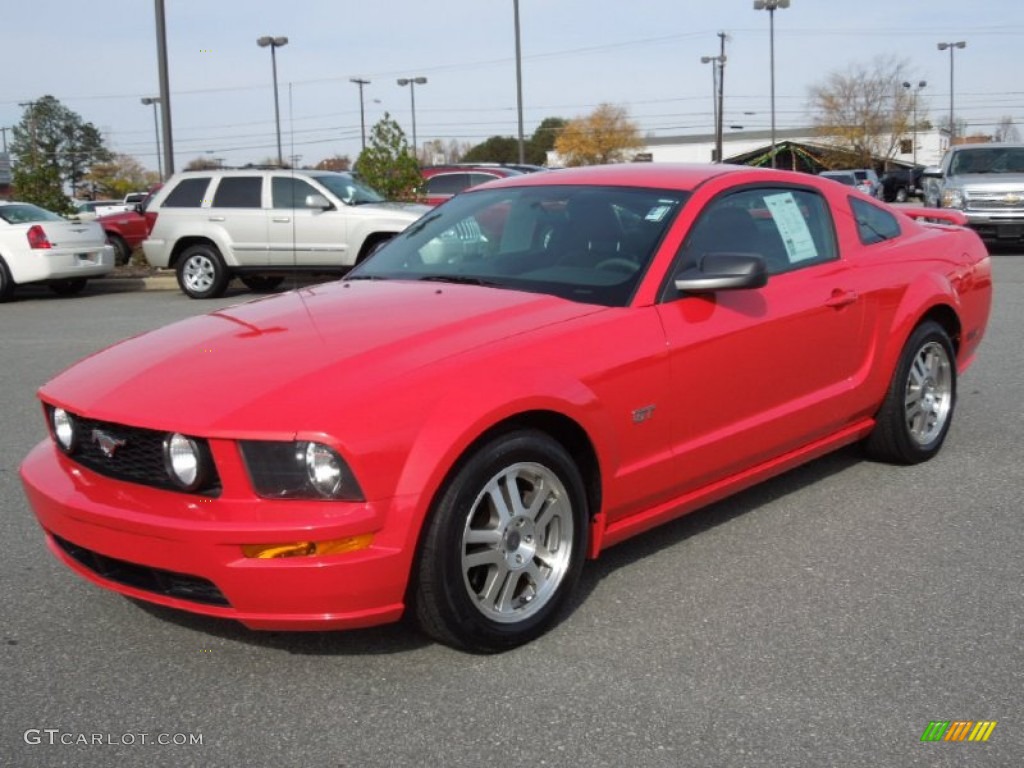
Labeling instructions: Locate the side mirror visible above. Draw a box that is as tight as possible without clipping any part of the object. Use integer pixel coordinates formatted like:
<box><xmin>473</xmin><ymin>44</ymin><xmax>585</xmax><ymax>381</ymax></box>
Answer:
<box><xmin>921</xmin><ymin>166</ymin><xmax>943</xmax><ymax>179</ymax></box>
<box><xmin>674</xmin><ymin>252</ymin><xmax>768</xmax><ymax>293</ymax></box>
<box><xmin>305</xmin><ymin>193</ymin><xmax>332</xmax><ymax>210</ymax></box>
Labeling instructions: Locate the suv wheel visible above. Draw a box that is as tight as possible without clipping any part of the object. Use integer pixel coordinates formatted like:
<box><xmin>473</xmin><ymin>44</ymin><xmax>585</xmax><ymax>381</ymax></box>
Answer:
<box><xmin>177</xmin><ymin>244</ymin><xmax>229</xmax><ymax>299</ymax></box>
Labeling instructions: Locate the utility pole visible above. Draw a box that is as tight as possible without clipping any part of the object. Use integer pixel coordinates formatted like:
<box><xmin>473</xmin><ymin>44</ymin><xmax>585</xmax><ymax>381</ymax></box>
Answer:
<box><xmin>350</xmin><ymin>78</ymin><xmax>370</xmax><ymax>151</ymax></box>
<box><xmin>716</xmin><ymin>31</ymin><xmax>727</xmax><ymax>165</ymax></box>
<box><xmin>0</xmin><ymin>126</ymin><xmax>8</xmax><ymax>153</ymax></box>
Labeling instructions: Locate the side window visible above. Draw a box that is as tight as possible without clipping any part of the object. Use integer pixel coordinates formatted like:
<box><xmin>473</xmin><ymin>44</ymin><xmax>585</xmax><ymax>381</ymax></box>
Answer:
<box><xmin>272</xmin><ymin>177</ymin><xmax>321</xmax><ymax>209</ymax></box>
<box><xmin>162</xmin><ymin>177</ymin><xmax>211</xmax><ymax>208</ymax></box>
<box><xmin>469</xmin><ymin>172</ymin><xmax>500</xmax><ymax>187</ymax></box>
<box><xmin>851</xmin><ymin>198</ymin><xmax>901</xmax><ymax>245</ymax></box>
<box><xmin>426</xmin><ymin>173</ymin><xmax>471</xmax><ymax>196</ymax></box>
<box><xmin>677</xmin><ymin>187</ymin><xmax>837</xmax><ymax>276</ymax></box>
<box><xmin>211</xmin><ymin>177</ymin><xmax>262</xmax><ymax>208</ymax></box>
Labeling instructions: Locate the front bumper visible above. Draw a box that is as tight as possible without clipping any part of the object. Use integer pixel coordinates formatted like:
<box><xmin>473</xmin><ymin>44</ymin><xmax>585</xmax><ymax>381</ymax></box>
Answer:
<box><xmin>20</xmin><ymin>440</ymin><xmax>415</xmax><ymax>630</ymax></box>
<box><xmin>962</xmin><ymin>211</ymin><xmax>1024</xmax><ymax>240</ymax></box>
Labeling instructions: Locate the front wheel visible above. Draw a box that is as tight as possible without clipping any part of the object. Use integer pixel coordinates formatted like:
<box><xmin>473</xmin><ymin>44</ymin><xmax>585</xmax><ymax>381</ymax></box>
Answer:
<box><xmin>107</xmin><ymin>234</ymin><xmax>132</xmax><ymax>266</ymax></box>
<box><xmin>895</xmin><ymin>187</ymin><xmax>908</xmax><ymax>203</ymax></box>
<box><xmin>865</xmin><ymin>321</ymin><xmax>956</xmax><ymax>464</ymax></box>
<box><xmin>414</xmin><ymin>430</ymin><xmax>588</xmax><ymax>652</ymax></box>
<box><xmin>176</xmin><ymin>244</ymin><xmax>229</xmax><ymax>299</ymax></box>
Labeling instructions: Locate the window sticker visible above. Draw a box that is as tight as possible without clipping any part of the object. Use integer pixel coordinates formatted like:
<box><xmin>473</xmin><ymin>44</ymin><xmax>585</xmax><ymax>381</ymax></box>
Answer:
<box><xmin>763</xmin><ymin>192</ymin><xmax>818</xmax><ymax>262</ymax></box>
<box><xmin>645</xmin><ymin>205</ymin><xmax>672</xmax><ymax>222</ymax></box>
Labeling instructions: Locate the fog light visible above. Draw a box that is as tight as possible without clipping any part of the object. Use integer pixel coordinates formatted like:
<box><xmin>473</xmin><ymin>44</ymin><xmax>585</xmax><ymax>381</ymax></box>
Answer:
<box><xmin>241</xmin><ymin>534</ymin><xmax>374</xmax><ymax>559</ymax></box>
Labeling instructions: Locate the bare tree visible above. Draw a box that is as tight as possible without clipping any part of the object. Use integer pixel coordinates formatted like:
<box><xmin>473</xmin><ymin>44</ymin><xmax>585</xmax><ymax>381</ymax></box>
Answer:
<box><xmin>809</xmin><ymin>56</ymin><xmax>922</xmax><ymax>167</ymax></box>
<box><xmin>994</xmin><ymin>116</ymin><xmax>1021</xmax><ymax>143</ymax></box>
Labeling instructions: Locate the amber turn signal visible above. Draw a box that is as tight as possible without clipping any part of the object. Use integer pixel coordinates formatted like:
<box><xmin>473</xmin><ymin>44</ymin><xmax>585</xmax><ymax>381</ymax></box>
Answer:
<box><xmin>241</xmin><ymin>533</ymin><xmax>373</xmax><ymax>559</ymax></box>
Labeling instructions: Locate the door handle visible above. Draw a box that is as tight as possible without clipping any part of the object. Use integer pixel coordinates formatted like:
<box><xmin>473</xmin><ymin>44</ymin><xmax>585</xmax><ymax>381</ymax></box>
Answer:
<box><xmin>208</xmin><ymin>216</ymin><xmax>225</xmax><ymax>222</ymax></box>
<box><xmin>272</xmin><ymin>217</ymin><xmax>291</xmax><ymax>223</ymax></box>
<box><xmin>825</xmin><ymin>289</ymin><xmax>859</xmax><ymax>308</ymax></box>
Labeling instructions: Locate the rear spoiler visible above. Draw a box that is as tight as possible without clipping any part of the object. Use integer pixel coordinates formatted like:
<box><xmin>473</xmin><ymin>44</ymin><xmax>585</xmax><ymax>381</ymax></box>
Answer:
<box><xmin>900</xmin><ymin>207</ymin><xmax>968</xmax><ymax>227</ymax></box>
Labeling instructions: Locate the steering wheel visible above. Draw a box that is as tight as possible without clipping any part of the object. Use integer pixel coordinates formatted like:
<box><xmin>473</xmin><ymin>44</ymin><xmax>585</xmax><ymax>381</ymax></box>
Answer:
<box><xmin>594</xmin><ymin>258</ymin><xmax>639</xmax><ymax>274</ymax></box>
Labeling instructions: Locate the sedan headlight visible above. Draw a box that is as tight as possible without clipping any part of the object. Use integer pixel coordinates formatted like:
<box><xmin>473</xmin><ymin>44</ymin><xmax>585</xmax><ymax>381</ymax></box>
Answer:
<box><xmin>163</xmin><ymin>432</ymin><xmax>211</xmax><ymax>491</ymax></box>
<box><xmin>240</xmin><ymin>440</ymin><xmax>364</xmax><ymax>500</ymax></box>
<box><xmin>941</xmin><ymin>188</ymin><xmax>965</xmax><ymax>209</ymax></box>
<box><xmin>50</xmin><ymin>407</ymin><xmax>78</xmax><ymax>453</ymax></box>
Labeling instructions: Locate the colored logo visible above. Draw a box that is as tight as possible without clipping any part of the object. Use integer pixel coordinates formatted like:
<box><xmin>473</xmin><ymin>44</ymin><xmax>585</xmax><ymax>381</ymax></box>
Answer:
<box><xmin>920</xmin><ymin>720</ymin><xmax>997</xmax><ymax>742</ymax></box>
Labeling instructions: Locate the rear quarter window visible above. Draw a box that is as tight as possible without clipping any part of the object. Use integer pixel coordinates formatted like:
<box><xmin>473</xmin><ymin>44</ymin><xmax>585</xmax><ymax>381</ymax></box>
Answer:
<box><xmin>851</xmin><ymin>198</ymin><xmax>901</xmax><ymax>245</ymax></box>
<box><xmin>212</xmin><ymin>177</ymin><xmax>263</xmax><ymax>208</ymax></box>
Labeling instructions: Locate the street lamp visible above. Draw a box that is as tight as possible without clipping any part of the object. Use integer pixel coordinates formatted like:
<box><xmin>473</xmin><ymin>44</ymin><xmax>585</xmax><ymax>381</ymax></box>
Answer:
<box><xmin>936</xmin><ymin>41</ymin><xmax>966</xmax><ymax>143</ymax></box>
<box><xmin>140</xmin><ymin>97</ymin><xmax>163</xmax><ymax>179</ymax></box>
<box><xmin>396</xmin><ymin>77</ymin><xmax>427</xmax><ymax>159</ymax></box>
<box><xmin>902</xmin><ymin>80</ymin><xmax>927</xmax><ymax>166</ymax></box>
<box><xmin>753</xmin><ymin>0</ymin><xmax>790</xmax><ymax>168</ymax></box>
<box><xmin>350</xmin><ymin>78</ymin><xmax>370</xmax><ymax>151</ymax></box>
<box><xmin>701</xmin><ymin>53</ymin><xmax>727</xmax><ymax>163</ymax></box>
<box><xmin>257</xmin><ymin>35</ymin><xmax>289</xmax><ymax>166</ymax></box>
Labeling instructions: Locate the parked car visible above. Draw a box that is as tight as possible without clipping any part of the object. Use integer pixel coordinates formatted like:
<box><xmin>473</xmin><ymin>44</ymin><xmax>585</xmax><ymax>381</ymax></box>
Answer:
<box><xmin>0</xmin><ymin>201</ymin><xmax>114</xmax><ymax>301</ymax></box>
<box><xmin>420</xmin><ymin>165</ymin><xmax>523</xmax><ymax>206</ymax></box>
<box><xmin>818</xmin><ymin>170</ymin><xmax>859</xmax><ymax>188</ymax></box>
<box><xmin>141</xmin><ymin>169</ymin><xmax>429</xmax><ymax>298</ymax></box>
<box><xmin>71</xmin><ymin>199</ymin><xmax>131</xmax><ymax>221</ymax></box>
<box><xmin>922</xmin><ymin>142</ymin><xmax>1024</xmax><ymax>242</ymax></box>
<box><xmin>123</xmin><ymin>192</ymin><xmax>148</xmax><ymax>205</ymax></box>
<box><xmin>21</xmin><ymin>164</ymin><xmax>991</xmax><ymax>651</ymax></box>
<box><xmin>879</xmin><ymin>167</ymin><xmax>924</xmax><ymax>203</ymax></box>
<box><xmin>96</xmin><ymin>185</ymin><xmax>163</xmax><ymax>265</ymax></box>
<box><xmin>851</xmin><ymin>168</ymin><xmax>882</xmax><ymax>198</ymax></box>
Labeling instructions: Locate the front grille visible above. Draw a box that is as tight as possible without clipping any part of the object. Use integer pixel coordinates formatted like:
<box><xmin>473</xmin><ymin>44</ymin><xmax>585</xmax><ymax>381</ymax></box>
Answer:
<box><xmin>52</xmin><ymin>534</ymin><xmax>230</xmax><ymax>607</ymax></box>
<box><xmin>57</xmin><ymin>410</ymin><xmax>221</xmax><ymax>496</ymax></box>
<box><xmin>967</xmin><ymin>192</ymin><xmax>1024</xmax><ymax>211</ymax></box>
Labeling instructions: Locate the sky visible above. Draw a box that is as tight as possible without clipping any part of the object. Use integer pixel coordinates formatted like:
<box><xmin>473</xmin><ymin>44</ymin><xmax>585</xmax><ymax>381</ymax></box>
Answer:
<box><xmin>2</xmin><ymin>0</ymin><xmax>1021</xmax><ymax>172</ymax></box>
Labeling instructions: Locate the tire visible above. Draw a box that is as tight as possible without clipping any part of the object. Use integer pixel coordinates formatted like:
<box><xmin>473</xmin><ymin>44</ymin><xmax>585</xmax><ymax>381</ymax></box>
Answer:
<box><xmin>239</xmin><ymin>275</ymin><xmax>285</xmax><ymax>292</ymax></box>
<box><xmin>107</xmin><ymin>233</ymin><xmax>131</xmax><ymax>266</ymax></box>
<box><xmin>414</xmin><ymin>429</ymin><xmax>588</xmax><ymax>652</ymax></box>
<box><xmin>49</xmin><ymin>278</ymin><xmax>87</xmax><ymax>297</ymax></box>
<box><xmin>176</xmin><ymin>244</ymin><xmax>229</xmax><ymax>299</ymax></box>
<box><xmin>895</xmin><ymin>188</ymin><xmax>908</xmax><ymax>203</ymax></box>
<box><xmin>865</xmin><ymin>321</ymin><xmax>956</xmax><ymax>464</ymax></box>
<box><xmin>0</xmin><ymin>257</ymin><xmax>14</xmax><ymax>302</ymax></box>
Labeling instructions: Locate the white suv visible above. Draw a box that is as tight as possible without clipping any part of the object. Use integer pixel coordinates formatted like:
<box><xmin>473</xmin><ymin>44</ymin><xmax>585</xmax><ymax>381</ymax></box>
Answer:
<box><xmin>142</xmin><ymin>169</ymin><xmax>429</xmax><ymax>298</ymax></box>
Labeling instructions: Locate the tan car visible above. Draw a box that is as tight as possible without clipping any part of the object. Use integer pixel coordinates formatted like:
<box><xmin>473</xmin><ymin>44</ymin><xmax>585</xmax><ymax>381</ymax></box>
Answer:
<box><xmin>142</xmin><ymin>169</ymin><xmax>429</xmax><ymax>298</ymax></box>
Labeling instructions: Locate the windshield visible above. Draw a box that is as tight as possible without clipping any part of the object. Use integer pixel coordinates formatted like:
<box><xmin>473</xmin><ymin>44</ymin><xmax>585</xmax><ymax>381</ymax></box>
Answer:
<box><xmin>0</xmin><ymin>204</ymin><xmax>65</xmax><ymax>224</ymax></box>
<box><xmin>348</xmin><ymin>184</ymin><xmax>689</xmax><ymax>307</ymax></box>
<box><xmin>950</xmin><ymin>147</ymin><xmax>1024</xmax><ymax>175</ymax></box>
<box><xmin>309</xmin><ymin>173</ymin><xmax>386</xmax><ymax>204</ymax></box>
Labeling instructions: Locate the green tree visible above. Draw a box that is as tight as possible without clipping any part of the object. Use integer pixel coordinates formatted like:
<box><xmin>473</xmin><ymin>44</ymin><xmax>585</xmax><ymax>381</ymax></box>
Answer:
<box><xmin>12</xmin><ymin>163</ymin><xmax>69</xmax><ymax>213</ymax></box>
<box><xmin>527</xmin><ymin>117</ymin><xmax>567</xmax><ymax>165</ymax></box>
<box><xmin>554</xmin><ymin>104</ymin><xmax>642</xmax><ymax>166</ymax></box>
<box><xmin>462</xmin><ymin>136</ymin><xmax>520</xmax><ymax>164</ymax></box>
<box><xmin>10</xmin><ymin>95</ymin><xmax>112</xmax><ymax>210</ymax></box>
<box><xmin>355</xmin><ymin>113</ymin><xmax>421</xmax><ymax>201</ymax></box>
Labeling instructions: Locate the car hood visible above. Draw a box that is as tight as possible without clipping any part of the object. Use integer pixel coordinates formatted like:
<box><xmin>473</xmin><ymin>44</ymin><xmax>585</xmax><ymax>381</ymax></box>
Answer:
<box><xmin>40</xmin><ymin>280</ymin><xmax>603</xmax><ymax>436</ymax></box>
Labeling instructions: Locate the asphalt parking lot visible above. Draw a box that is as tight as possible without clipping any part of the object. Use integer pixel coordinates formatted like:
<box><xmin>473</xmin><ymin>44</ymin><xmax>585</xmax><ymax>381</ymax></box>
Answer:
<box><xmin>2</xmin><ymin>255</ymin><xmax>1022</xmax><ymax>768</ymax></box>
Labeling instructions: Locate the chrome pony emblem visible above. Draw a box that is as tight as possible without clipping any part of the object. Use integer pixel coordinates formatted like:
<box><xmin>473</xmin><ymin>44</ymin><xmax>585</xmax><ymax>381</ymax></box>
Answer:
<box><xmin>91</xmin><ymin>429</ymin><xmax>126</xmax><ymax>458</ymax></box>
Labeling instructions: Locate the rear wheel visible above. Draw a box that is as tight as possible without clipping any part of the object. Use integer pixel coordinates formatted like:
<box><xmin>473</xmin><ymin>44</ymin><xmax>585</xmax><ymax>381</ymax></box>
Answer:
<box><xmin>0</xmin><ymin>257</ymin><xmax>14</xmax><ymax>302</ymax></box>
<box><xmin>895</xmin><ymin>187</ymin><xmax>908</xmax><ymax>203</ymax></box>
<box><xmin>176</xmin><ymin>244</ymin><xmax>228</xmax><ymax>299</ymax></box>
<box><xmin>414</xmin><ymin>430</ymin><xmax>588</xmax><ymax>652</ymax></box>
<box><xmin>107</xmin><ymin>233</ymin><xmax>132</xmax><ymax>266</ymax></box>
<box><xmin>865</xmin><ymin>321</ymin><xmax>956</xmax><ymax>464</ymax></box>
<box><xmin>239</xmin><ymin>275</ymin><xmax>285</xmax><ymax>292</ymax></box>
<box><xmin>49</xmin><ymin>279</ymin><xmax>87</xmax><ymax>296</ymax></box>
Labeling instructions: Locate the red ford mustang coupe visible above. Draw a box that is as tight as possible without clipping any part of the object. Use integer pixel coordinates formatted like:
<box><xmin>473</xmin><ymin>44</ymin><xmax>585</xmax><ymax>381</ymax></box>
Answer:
<box><xmin>20</xmin><ymin>164</ymin><xmax>991</xmax><ymax>652</ymax></box>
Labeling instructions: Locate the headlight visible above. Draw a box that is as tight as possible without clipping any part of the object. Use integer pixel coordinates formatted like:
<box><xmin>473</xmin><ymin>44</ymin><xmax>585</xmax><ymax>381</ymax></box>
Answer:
<box><xmin>50</xmin><ymin>407</ymin><xmax>78</xmax><ymax>453</ymax></box>
<box><xmin>240</xmin><ymin>440</ymin><xmax>364</xmax><ymax>500</ymax></box>
<box><xmin>941</xmin><ymin>188</ymin><xmax>965</xmax><ymax>209</ymax></box>
<box><xmin>164</xmin><ymin>432</ymin><xmax>208</xmax><ymax>491</ymax></box>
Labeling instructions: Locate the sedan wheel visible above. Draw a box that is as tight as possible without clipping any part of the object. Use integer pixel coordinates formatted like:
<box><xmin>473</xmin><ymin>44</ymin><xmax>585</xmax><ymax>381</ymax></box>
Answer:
<box><xmin>415</xmin><ymin>430</ymin><xmax>587</xmax><ymax>652</ymax></box>
<box><xmin>0</xmin><ymin>257</ymin><xmax>14</xmax><ymax>302</ymax></box>
<box><xmin>176</xmin><ymin>244</ymin><xmax>228</xmax><ymax>299</ymax></box>
<box><xmin>866</xmin><ymin>321</ymin><xmax>956</xmax><ymax>464</ymax></box>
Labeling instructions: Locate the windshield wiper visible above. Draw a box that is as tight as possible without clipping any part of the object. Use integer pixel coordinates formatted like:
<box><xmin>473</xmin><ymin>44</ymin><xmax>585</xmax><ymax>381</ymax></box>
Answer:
<box><xmin>418</xmin><ymin>275</ymin><xmax>500</xmax><ymax>287</ymax></box>
<box><xmin>345</xmin><ymin>274</ymin><xmax>388</xmax><ymax>281</ymax></box>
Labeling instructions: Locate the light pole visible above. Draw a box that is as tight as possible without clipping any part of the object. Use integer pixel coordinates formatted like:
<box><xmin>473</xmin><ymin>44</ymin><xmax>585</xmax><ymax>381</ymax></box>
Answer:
<box><xmin>902</xmin><ymin>80</ymin><xmax>926</xmax><ymax>166</ymax></box>
<box><xmin>513</xmin><ymin>0</ymin><xmax>525</xmax><ymax>165</ymax></box>
<box><xmin>153</xmin><ymin>0</ymin><xmax>174</xmax><ymax>176</ymax></box>
<box><xmin>257</xmin><ymin>35</ymin><xmax>288</xmax><ymax>166</ymax></box>
<box><xmin>350</xmin><ymin>78</ymin><xmax>370</xmax><ymax>151</ymax></box>
<box><xmin>396</xmin><ymin>77</ymin><xmax>427</xmax><ymax>160</ymax></box>
<box><xmin>141</xmin><ymin>97</ymin><xmax>163</xmax><ymax>179</ymax></box>
<box><xmin>753</xmin><ymin>0</ymin><xmax>789</xmax><ymax>168</ymax></box>
<box><xmin>936</xmin><ymin>41</ymin><xmax>966</xmax><ymax>143</ymax></box>
<box><xmin>700</xmin><ymin>54</ymin><xmax>726</xmax><ymax>162</ymax></box>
